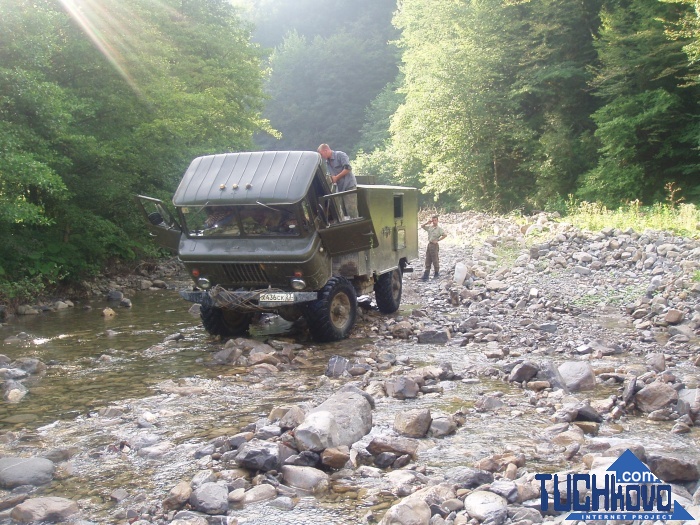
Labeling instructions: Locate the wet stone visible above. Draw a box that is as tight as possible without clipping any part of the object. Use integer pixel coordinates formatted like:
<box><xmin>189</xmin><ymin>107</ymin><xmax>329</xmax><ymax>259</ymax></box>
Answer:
<box><xmin>0</xmin><ymin>457</ymin><xmax>55</xmax><ymax>488</ymax></box>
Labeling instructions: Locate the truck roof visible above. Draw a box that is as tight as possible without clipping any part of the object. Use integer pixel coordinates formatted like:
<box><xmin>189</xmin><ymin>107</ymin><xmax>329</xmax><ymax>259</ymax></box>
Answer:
<box><xmin>172</xmin><ymin>151</ymin><xmax>323</xmax><ymax>206</ymax></box>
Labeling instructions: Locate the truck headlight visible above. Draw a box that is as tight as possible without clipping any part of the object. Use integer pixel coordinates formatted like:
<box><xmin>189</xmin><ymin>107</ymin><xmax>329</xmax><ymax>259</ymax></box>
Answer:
<box><xmin>291</xmin><ymin>278</ymin><xmax>306</xmax><ymax>290</ymax></box>
<box><xmin>196</xmin><ymin>277</ymin><xmax>212</xmax><ymax>289</ymax></box>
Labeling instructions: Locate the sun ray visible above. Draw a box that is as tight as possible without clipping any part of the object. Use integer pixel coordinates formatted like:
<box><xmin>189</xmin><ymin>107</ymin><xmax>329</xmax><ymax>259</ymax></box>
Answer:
<box><xmin>57</xmin><ymin>0</ymin><xmax>143</xmax><ymax>95</ymax></box>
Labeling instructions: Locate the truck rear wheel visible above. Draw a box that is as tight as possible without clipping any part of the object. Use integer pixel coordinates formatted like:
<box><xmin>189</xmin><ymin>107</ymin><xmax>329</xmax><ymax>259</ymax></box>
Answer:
<box><xmin>303</xmin><ymin>276</ymin><xmax>357</xmax><ymax>342</ymax></box>
<box><xmin>200</xmin><ymin>304</ymin><xmax>252</xmax><ymax>338</ymax></box>
<box><xmin>374</xmin><ymin>268</ymin><xmax>403</xmax><ymax>313</ymax></box>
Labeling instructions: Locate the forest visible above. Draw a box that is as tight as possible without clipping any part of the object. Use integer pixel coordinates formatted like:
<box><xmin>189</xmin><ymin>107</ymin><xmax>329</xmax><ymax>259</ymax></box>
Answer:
<box><xmin>1</xmin><ymin>0</ymin><xmax>699</xmax><ymax>302</ymax></box>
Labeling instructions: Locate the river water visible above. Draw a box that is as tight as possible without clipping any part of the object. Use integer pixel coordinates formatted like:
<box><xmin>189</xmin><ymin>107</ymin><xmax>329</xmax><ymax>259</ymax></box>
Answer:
<box><xmin>0</xmin><ymin>291</ymin><xmax>217</xmax><ymax>430</ymax></box>
<box><xmin>1</xmin><ymin>287</ymin><xmax>698</xmax><ymax>523</ymax></box>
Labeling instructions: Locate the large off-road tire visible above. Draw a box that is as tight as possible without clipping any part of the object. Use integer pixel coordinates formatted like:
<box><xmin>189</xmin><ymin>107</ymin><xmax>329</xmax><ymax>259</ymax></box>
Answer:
<box><xmin>374</xmin><ymin>268</ymin><xmax>403</xmax><ymax>314</ymax></box>
<box><xmin>200</xmin><ymin>304</ymin><xmax>252</xmax><ymax>338</ymax></box>
<box><xmin>303</xmin><ymin>276</ymin><xmax>357</xmax><ymax>342</ymax></box>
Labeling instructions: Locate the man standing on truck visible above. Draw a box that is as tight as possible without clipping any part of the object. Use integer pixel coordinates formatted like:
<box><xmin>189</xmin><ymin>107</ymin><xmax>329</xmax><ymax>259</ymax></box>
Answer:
<box><xmin>318</xmin><ymin>144</ymin><xmax>358</xmax><ymax>219</ymax></box>
<box><xmin>421</xmin><ymin>214</ymin><xmax>447</xmax><ymax>281</ymax></box>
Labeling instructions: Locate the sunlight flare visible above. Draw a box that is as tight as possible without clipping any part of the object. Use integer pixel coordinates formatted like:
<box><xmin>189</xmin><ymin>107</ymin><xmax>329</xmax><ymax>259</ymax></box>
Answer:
<box><xmin>56</xmin><ymin>0</ymin><xmax>172</xmax><ymax>95</ymax></box>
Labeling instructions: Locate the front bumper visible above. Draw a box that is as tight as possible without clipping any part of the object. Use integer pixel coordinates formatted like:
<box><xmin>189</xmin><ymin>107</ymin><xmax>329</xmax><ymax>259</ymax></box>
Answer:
<box><xmin>180</xmin><ymin>286</ymin><xmax>318</xmax><ymax>312</ymax></box>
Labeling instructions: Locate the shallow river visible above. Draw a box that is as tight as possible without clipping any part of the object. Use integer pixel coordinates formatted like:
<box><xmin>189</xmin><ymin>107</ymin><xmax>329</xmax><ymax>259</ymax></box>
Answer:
<box><xmin>0</xmin><ymin>288</ymin><xmax>698</xmax><ymax>524</ymax></box>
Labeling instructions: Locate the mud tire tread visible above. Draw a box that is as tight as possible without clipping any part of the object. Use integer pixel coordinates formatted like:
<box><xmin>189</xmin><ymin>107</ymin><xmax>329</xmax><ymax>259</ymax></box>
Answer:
<box><xmin>303</xmin><ymin>276</ymin><xmax>357</xmax><ymax>342</ymax></box>
<box><xmin>374</xmin><ymin>269</ymin><xmax>403</xmax><ymax>314</ymax></box>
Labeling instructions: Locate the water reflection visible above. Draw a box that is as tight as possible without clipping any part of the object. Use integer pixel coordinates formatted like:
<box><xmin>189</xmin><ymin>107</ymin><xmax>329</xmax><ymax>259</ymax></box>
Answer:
<box><xmin>0</xmin><ymin>291</ymin><xmax>236</xmax><ymax>429</ymax></box>
<box><xmin>0</xmin><ymin>290</ymin><xmax>367</xmax><ymax>431</ymax></box>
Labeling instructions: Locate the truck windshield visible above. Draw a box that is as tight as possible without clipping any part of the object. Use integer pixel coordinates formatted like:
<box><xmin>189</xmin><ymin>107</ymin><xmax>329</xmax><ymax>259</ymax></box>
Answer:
<box><xmin>181</xmin><ymin>204</ymin><xmax>300</xmax><ymax>237</ymax></box>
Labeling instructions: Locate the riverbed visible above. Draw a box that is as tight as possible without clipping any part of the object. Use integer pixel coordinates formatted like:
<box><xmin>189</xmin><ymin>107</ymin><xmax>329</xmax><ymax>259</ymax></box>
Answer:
<box><xmin>0</xmin><ymin>211</ymin><xmax>699</xmax><ymax>524</ymax></box>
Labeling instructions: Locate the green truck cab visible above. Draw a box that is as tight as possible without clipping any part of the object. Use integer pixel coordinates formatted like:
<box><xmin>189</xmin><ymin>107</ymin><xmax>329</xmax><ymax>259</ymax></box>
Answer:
<box><xmin>136</xmin><ymin>151</ymin><xmax>418</xmax><ymax>341</ymax></box>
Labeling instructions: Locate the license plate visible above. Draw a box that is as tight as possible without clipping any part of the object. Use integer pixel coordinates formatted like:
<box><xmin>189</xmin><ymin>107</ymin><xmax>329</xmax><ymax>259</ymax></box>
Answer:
<box><xmin>259</xmin><ymin>292</ymin><xmax>294</xmax><ymax>303</ymax></box>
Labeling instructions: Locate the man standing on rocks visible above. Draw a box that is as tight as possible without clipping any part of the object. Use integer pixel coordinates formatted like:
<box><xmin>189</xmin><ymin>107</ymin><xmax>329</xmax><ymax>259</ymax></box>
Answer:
<box><xmin>421</xmin><ymin>214</ymin><xmax>447</xmax><ymax>281</ymax></box>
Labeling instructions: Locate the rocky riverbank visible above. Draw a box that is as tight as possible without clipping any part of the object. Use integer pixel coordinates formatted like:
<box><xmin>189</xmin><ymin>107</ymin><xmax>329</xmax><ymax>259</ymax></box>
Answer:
<box><xmin>1</xmin><ymin>211</ymin><xmax>699</xmax><ymax>524</ymax></box>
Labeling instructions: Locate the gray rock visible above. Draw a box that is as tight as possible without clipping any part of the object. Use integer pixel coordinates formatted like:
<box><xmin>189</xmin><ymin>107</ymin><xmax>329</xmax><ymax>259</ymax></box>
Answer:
<box><xmin>646</xmin><ymin>452</ymin><xmax>700</xmax><ymax>482</ymax></box>
<box><xmin>10</xmin><ymin>497</ymin><xmax>79</xmax><ymax>523</ymax></box>
<box><xmin>489</xmin><ymin>480</ymin><xmax>519</xmax><ymax>503</ymax></box>
<box><xmin>394</xmin><ymin>409</ymin><xmax>432</xmax><ymax>438</ymax></box>
<box><xmin>234</xmin><ymin>440</ymin><xmax>281</xmax><ymax>472</ymax></box>
<box><xmin>106</xmin><ymin>290</ymin><xmax>124</xmax><ymax>301</ymax></box>
<box><xmin>536</xmin><ymin>361</ymin><xmax>568</xmax><ymax>392</ymax></box>
<box><xmin>429</xmin><ymin>416</ymin><xmax>457</xmax><ymax>438</ymax></box>
<box><xmin>508</xmin><ymin>361</ymin><xmax>539</xmax><ymax>383</ymax></box>
<box><xmin>0</xmin><ymin>457</ymin><xmax>55</xmax><ymax>488</ymax></box>
<box><xmin>242</xmin><ymin>484</ymin><xmax>277</xmax><ymax>505</ymax></box>
<box><xmin>16</xmin><ymin>305</ymin><xmax>39</xmax><ymax>315</ymax></box>
<box><xmin>284</xmin><ymin>450</ymin><xmax>320</xmax><ymax>467</ymax></box>
<box><xmin>374</xmin><ymin>452</ymin><xmax>397</xmax><ymax>468</ymax></box>
<box><xmin>190</xmin><ymin>470</ymin><xmax>216</xmax><ymax>489</ymax></box>
<box><xmin>268</xmin><ymin>496</ymin><xmax>296</xmax><ymax>511</ymax></box>
<box><xmin>294</xmin><ymin>387</ymin><xmax>373</xmax><ymax>452</ymax></box>
<box><xmin>557</xmin><ymin>361</ymin><xmax>596</xmax><ymax>392</ymax></box>
<box><xmin>417</xmin><ymin>330</ymin><xmax>449</xmax><ymax>344</ymax></box>
<box><xmin>385</xmin><ymin>376</ymin><xmax>420</xmax><ymax>399</ymax></box>
<box><xmin>367</xmin><ymin>436</ymin><xmax>419</xmax><ymax>459</ymax></box>
<box><xmin>189</xmin><ymin>482</ymin><xmax>229</xmax><ymax>515</ymax></box>
<box><xmin>635</xmin><ymin>381</ymin><xmax>679</xmax><ymax>413</ymax></box>
<box><xmin>278</xmin><ymin>406</ymin><xmax>307</xmax><ymax>429</ymax></box>
<box><xmin>11</xmin><ymin>357</ymin><xmax>46</xmax><ymax>375</ymax></box>
<box><xmin>281</xmin><ymin>465</ymin><xmax>329</xmax><ymax>493</ymax></box>
<box><xmin>378</xmin><ymin>483</ymin><xmax>455</xmax><ymax>525</ymax></box>
<box><xmin>3</xmin><ymin>380</ymin><xmax>28</xmax><ymax>403</ymax></box>
<box><xmin>463</xmin><ymin>490</ymin><xmax>508</xmax><ymax>521</ymax></box>
<box><xmin>171</xmin><ymin>512</ymin><xmax>209</xmax><ymax>525</ymax></box>
<box><xmin>443</xmin><ymin>466</ymin><xmax>494</xmax><ymax>488</ymax></box>
<box><xmin>325</xmin><ymin>355</ymin><xmax>349</xmax><ymax>378</ymax></box>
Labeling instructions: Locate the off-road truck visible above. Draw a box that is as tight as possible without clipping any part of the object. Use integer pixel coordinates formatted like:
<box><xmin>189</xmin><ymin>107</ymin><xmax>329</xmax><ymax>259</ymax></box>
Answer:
<box><xmin>136</xmin><ymin>150</ymin><xmax>418</xmax><ymax>341</ymax></box>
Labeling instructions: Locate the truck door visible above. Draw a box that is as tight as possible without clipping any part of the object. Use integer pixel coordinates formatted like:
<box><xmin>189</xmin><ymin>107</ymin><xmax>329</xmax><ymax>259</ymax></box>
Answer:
<box><xmin>134</xmin><ymin>195</ymin><xmax>182</xmax><ymax>253</ymax></box>
<box><xmin>316</xmin><ymin>190</ymin><xmax>378</xmax><ymax>256</ymax></box>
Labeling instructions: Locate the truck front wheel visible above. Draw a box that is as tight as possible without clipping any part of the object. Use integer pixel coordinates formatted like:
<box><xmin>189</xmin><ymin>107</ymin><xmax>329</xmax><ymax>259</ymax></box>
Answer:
<box><xmin>303</xmin><ymin>276</ymin><xmax>357</xmax><ymax>342</ymax></box>
<box><xmin>374</xmin><ymin>268</ymin><xmax>403</xmax><ymax>313</ymax></box>
<box><xmin>200</xmin><ymin>304</ymin><xmax>252</xmax><ymax>338</ymax></box>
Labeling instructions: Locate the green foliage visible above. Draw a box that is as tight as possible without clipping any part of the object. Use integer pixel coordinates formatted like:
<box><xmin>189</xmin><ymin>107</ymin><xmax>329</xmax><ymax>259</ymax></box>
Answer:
<box><xmin>0</xmin><ymin>0</ymin><xmax>269</xmax><ymax>303</ymax></box>
<box><xmin>579</xmin><ymin>0</ymin><xmax>700</xmax><ymax>206</ymax></box>
<box><xmin>564</xmin><ymin>196</ymin><xmax>700</xmax><ymax>236</ymax></box>
<box><xmin>249</xmin><ymin>0</ymin><xmax>399</xmax><ymax>153</ymax></box>
<box><xmin>3</xmin><ymin>0</ymin><xmax>700</xmax><ymax>306</ymax></box>
<box><xmin>663</xmin><ymin>0</ymin><xmax>700</xmax><ymax>75</ymax></box>
<box><xmin>355</xmin><ymin>78</ymin><xmax>405</xmax><ymax>155</ymax></box>
<box><xmin>372</xmin><ymin>0</ymin><xmax>602</xmax><ymax>212</ymax></box>
<box><xmin>0</xmin><ymin>278</ymin><xmax>47</xmax><ymax>306</ymax></box>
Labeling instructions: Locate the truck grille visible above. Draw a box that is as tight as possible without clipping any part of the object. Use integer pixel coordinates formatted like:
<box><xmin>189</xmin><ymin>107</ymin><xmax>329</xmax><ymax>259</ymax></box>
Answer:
<box><xmin>221</xmin><ymin>263</ymin><xmax>269</xmax><ymax>284</ymax></box>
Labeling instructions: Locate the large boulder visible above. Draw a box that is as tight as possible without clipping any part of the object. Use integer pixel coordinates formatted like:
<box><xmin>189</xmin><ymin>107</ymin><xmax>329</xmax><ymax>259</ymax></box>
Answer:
<box><xmin>294</xmin><ymin>386</ymin><xmax>373</xmax><ymax>452</ymax></box>
<box><xmin>635</xmin><ymin>381</ymin><xmax>679</xmax><ymax>413</ymax></box>
<box><xmin>557</xmin><ymin>361</ymin><xmax>596</xmax><ymax>392</ymax></box>
<box><xmin>10</xmin><ymin>497</ymin><xmax>79</xmax><ymax>523</ymax></box>
<box><xmin>0</xmin><ymin>457</ymin><xmax>55</xmax><ymax>488</ymax></box>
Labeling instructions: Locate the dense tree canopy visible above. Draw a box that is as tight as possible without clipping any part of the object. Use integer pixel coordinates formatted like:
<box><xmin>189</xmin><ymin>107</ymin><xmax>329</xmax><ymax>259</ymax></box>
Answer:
<box><xmin>579</xmin><ymin>0</ymin><xmax>700</xmax><ymax>205</ymax></box>
<box><xmin>240</xmin><ymin>0</ymin><xmax>400</xmax><ymax>153</ymax></box>
<box><xmin>2</xmin><ymin>0</ymin><xmax>700</xmax><ymax>300</ymax></box>
<box><xmin>356</xmin><ymin>0</ymin><xmax>699</xmax><ymax>212</ymax></box>
<box><xmin>0</xmin><ymin>0</ymin><xmax>269</xmax><ymax>299</ymax></box>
